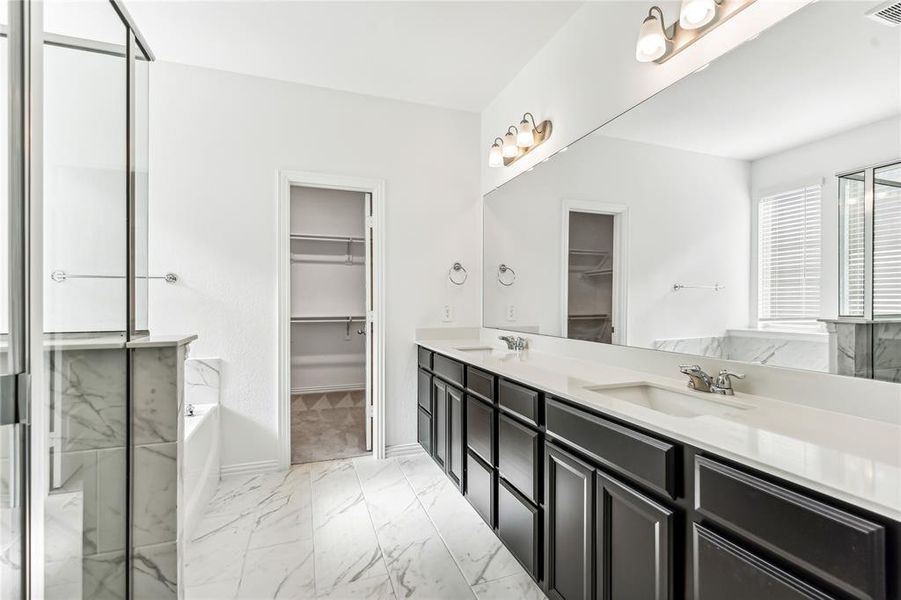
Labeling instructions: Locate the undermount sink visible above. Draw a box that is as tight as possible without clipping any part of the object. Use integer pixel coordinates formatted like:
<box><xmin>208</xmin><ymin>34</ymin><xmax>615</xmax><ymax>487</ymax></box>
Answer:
<box><xmin>584</xmin><ymin>383</ymin><xmax>752</xmax><ymax>418</ymax></box>
<box><xmin>454</xmin><ymin>346</ymin><xmax>515</xmax><ymax>359</ymax></box>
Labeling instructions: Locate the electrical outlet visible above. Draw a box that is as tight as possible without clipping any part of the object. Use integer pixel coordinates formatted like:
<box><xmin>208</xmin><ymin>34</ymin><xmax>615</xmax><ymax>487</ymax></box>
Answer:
<box><xmin>442</xmin><ymin>304</ymin><xmax>454</xmax><ymax>322</ymax></box>
<box><xmin>506</xmin><ymin>304</ymin><xmax>517</xmax><ymax>321</ymax></box>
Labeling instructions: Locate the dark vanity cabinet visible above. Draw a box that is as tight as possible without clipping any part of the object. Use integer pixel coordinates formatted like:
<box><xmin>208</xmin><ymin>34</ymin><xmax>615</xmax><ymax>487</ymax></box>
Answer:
<box><xmin>414</xmin><ymin>346</ymin><xmax>899</xmax><ymax>600</ymax></box>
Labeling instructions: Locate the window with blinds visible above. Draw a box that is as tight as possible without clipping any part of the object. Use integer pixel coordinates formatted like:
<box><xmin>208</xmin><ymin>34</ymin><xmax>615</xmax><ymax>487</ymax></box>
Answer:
<box><xmin>874</xmin><ymin>163</ymin><xmax>901</xmax><ymax>316</ymax></box>
<box><xmin>840</xmin><ymin>174</ymin><xmax>866</xmax><ymax>316</ymax></box>
<box><xmin>757</xmin><ymin>185</ymin><xmax>822</xmax><ymax>323</ymax></box>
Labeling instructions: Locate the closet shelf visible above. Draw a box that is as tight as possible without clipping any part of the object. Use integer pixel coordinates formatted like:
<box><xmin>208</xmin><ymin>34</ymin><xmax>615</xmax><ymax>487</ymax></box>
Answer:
<box><xmin>291</xmin><ymin>233</ymin><xmax>364</xmax><ymax>243</ymax></box>
<box><xmin>581</xmin><ymin>269</ymin><xmax>613</xmax><ymax>277</ymax></box>
<box><xmin>568</xmin><ymin>313</ymin><xmax>610</xmax><ymax>320</ymax></box>
<box><xmin>569</xmin><ymin>249</ymin><xmax>609</xmax><ymax>257</ymax></box>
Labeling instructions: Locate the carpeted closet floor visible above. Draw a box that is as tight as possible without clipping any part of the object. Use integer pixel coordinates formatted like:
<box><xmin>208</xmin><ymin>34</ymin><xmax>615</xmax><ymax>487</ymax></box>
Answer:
<box><xmin>291</xmin><ymin>390</ymin><xmax>368</xmax><ymax>464</ymax></box>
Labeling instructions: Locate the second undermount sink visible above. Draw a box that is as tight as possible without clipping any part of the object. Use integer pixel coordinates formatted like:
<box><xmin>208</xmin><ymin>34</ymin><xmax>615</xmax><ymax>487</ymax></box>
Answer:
<box><xmin>454</xmin><ymin>346</ymin><xmax>515</xmax><ymax>359</ymax></box>
<box><xmin>584</xmin><ymin>383</ymin><xmax>752</xmax><ymax>418</ymax></box>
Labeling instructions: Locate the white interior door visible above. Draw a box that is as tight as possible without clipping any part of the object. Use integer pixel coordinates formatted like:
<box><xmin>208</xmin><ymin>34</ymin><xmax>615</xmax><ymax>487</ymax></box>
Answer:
<box><xmin>364</xmin><ymin>192</ymin><xmax>374</xmax><ymax>451</ymax></box>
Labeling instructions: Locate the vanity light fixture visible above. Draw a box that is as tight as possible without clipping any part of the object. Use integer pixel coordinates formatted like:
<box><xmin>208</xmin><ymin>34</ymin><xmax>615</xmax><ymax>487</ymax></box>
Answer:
<box><xmin>488</xmin><ymin>113</ymin><xmax>553</xmax><ymax>167</ymax></box>
<box><xmin>636</xmin><ymin>0</ymin><xmax>756</xmax><ymax>64</ymax></box>
<box><xmin>488</xmin><ymin>138</ymin><xmax>504</xmax><ymax>168</ymax></box>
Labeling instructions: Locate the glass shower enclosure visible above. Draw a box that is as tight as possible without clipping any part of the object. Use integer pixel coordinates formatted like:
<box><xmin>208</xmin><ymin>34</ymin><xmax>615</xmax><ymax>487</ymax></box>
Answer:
<box><xmin>0</xmin><ymin>1</ymin><xmax>153</xmax><ymax>598</ymax></box>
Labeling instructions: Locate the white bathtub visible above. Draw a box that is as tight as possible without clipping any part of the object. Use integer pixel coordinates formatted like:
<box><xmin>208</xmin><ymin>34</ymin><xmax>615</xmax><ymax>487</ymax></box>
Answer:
<box><xmin>183</xmin><ymin>357</ymin><xmax>222</xmax><ymax>541</ymax></box>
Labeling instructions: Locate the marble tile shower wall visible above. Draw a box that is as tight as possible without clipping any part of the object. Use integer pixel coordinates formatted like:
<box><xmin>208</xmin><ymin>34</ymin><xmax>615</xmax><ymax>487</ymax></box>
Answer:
<box><xmin>828</xmin><ymin>321</ymin><xmax>901</xmax><ymax>383</ymax></box>
<box><xmin>45</xmin><ymin>348</ymin><xmax>128</xmax><ymax>600</ymax></box>
<box><xmin>653</xmin><ymin>333</ymin><xmax>829</xmax><ymax>372</ymax></box>
<box><xmin>44</xmin><ymin>344</ymin><xmax>187</xmax><ymax>600</ymax></box>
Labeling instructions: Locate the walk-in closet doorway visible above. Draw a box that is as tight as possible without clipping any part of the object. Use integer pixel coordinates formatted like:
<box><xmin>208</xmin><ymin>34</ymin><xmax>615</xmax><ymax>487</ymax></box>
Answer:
<box><xmin>277</xmin><ymin>171</ymin><xmax>386</xmax><ymax>467</ymax></box>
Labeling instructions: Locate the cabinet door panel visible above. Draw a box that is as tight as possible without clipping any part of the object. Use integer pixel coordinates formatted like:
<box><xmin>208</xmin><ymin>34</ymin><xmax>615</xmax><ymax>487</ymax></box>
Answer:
<box><xmin>498</xmin><ymin>413</ymin><xmax>539</xmax><ymax>503</ymax></box>
<box><xmin>545</xmin><ymin>444</ymin><xmax>593</xmax><ymax>600</ymax></box>
<box><xmin>497</xmin><ymin>478</ymin><xmax>540</xmax><ymax>580</ymax></box>
<box><xmin>597</xmin><ymin>471</ymin><xmax>673</xmax><ymax>600</ymax></box>
<box><xmin>448</xmin><ymin>385</ymin><xmax>464</xmax><ymax>487</ymax></box>
<box><xmin>693</xmin><ymin>524</ymin><xmax>836</xmax><ymax>600</ymax></box>
<box><xmin>466</xmin><ymin>450</ymin><xmax>494</xmax><ymax>527</ymax></box>
<box><xmin>467</xmin><ymin>395</ymin><xmax>494</xmax><ymax>465</ymax></box>
<box><xmin>433</xmin><ymin>379</ymin><xmax>447</xmax><ymax>467</ymax></box>
<box><xmin>418</xmin><ymin>368</ymin><xmax>431</xmax><ymax>412</ymax></box>
<box><xmin>417</xmin><ymin>407</ymin><xmax>432</xmax><ymax>454</ymax></box>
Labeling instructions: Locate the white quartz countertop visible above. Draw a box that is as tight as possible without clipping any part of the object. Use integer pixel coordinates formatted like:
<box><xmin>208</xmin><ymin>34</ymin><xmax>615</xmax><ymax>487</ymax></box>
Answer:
<box><xmin>418</xmin><ymin>338</ymin><xmax>901</xmax><ymax>521</ymax></box>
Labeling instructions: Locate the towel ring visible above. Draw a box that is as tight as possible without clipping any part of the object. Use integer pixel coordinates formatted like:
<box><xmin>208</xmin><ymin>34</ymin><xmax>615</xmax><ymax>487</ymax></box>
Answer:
<box><xmin>448</xmin><ymin>262</ymin><xmax>468</xmax><ymax>286</ymax></box>
<box><xmin>497</xmin><ymin>264</ymin><xmax>517</xmax><ymax>287</ymax></box>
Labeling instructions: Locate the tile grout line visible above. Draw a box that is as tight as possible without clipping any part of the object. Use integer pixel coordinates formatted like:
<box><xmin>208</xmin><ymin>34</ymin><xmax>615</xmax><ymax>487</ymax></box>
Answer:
<box><xmin>350</xmin><ymin>458</ymin><xmax>402</xmax><ymax>600</ymax></box>
<box><xmin>395</xmin><ymin>455</ymin><xmax>481</xmax><ymax>599</ymax></box>
<box><xmin>306</xmin><ymin>466</ymin><xmax>320</xmax><ymax>599</ymax></box>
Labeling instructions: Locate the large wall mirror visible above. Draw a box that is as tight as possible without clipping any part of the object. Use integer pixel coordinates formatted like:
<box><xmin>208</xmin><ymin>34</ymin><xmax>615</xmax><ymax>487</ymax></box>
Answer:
<box><xmin>483</xmin><ymin>0</ymin><xmax>901</xmax><ymax>381</ymax></box>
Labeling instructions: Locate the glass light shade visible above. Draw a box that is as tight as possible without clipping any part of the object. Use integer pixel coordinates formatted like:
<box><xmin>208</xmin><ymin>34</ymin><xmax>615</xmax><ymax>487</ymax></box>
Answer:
<box><xmin>635</xmin><ymin>14</ymin><xmax>668</xmax><ymax>63</ymax></box>
<box><xmin>488</xmin><ymin>143</ymin><xmax>503</xmax><ymax>168</ymax></box>
<box><xmin>516</xmin><ymin>120</ymin><xmax>534</xmax><ymax>147</ymax></box>
<box><xmin>679</xmin><ymin>0</ymin><xmax>716</xmax><ymax>29</ymax></box>
<box><xmin>502</xmin><ymin>132</ymin><xmax>518</xmax><ymax>158</ymax></box>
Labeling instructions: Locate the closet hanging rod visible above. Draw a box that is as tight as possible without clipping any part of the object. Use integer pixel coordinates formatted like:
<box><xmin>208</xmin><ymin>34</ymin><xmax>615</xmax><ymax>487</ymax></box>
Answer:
<box><xmin>290</xmin><ymin>233</ymin><xmax>365</xmax><ymax>243</ymax></box>
<box><xmin>290</xmin><ymin>316</ymin><xmax>366</xmax><ymax>323</ymax></box>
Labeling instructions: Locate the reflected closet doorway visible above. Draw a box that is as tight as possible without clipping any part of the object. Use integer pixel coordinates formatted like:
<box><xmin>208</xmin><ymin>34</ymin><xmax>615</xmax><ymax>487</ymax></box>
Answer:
<box><xmin>278</xmin><ymin>172</ymin><xmax>386</xmax><ymax>467</ymax></box>
<box><xmin>561</xmin><ymin>201</ymin><xmax>628</xmax><ymax>345</ymax></box>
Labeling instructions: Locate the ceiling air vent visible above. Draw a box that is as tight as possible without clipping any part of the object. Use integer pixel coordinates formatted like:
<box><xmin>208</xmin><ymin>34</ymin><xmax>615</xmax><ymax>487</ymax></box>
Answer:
<box><xmin>868</xmin><ymin>0</ymin><xmax>901</xmax><ymax>26</ymax></box>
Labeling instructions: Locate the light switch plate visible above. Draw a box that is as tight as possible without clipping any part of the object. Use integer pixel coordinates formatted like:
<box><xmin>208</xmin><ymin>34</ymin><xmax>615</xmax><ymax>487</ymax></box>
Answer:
<box><xmin>442</xmin><ymin>304</ymin><xmax>454</xmax><ymax>322</ymax></box>
<box><xmin>505</xmin><ymin>305</ymin><xmax>517</xmax><ymax>321</ymax></box>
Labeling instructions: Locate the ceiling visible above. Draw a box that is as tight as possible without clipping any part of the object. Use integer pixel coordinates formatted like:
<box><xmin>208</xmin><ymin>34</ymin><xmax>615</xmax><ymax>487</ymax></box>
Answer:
<box><xmin>123</xmin><ymin>0</ymin><xmax>584</xmax><ymax>112</ymax></box>
<box><xmin>599</xmin><ymin>0</ymin><xmax>901</xmax><ymax>161</ymax></box>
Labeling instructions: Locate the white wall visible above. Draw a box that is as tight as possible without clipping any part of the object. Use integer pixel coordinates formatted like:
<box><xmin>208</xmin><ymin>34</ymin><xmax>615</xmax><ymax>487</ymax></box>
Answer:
<box><xmin>480</xmin><ymin>0</ymin><xmax>809</xmax><ymax>194</ymax></box>
<box><xmin>483</xmin><ymin>134</ymin><xmax>750</xmax><ymax>348</ymax></box>
<box><xmin>148</xmin><ymin>62</ymin><xmax>481</xmax><ymax>470</ymax></box>
<box><xmin>751</xmin><ymin>116</ymin><xmax>901</xmax><ymax>320</ymax></box>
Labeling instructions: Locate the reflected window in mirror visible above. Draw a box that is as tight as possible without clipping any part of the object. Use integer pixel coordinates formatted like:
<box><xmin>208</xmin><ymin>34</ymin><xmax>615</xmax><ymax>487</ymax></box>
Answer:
<box><xmin>757</xmin><ymin>185</ymin><xmax>822</xmax><ymax>330</ymax></box>
<box><xmin>840</xmin><ymin>172</ymin><xmax>867</xmax><ymax>317</ymax></box>
<box><xmin>873</xmin><ymin>162</ymin><xmax>901</xmax><ymax>317</ymax></box>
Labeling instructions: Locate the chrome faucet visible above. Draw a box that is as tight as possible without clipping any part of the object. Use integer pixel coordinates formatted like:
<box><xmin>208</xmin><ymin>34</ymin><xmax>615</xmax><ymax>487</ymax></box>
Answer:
<box><xmin>186</xmin><ymin>403</ymin><xmax>195</xmax><ymax>417</ymax></box>
<box><xmin>498</xmin><ymin>335</ymin><xmax>529</xmax><ymax>351</ymax></box>
<box><xmin>711</xmin><ymin>370</ymin><xmax>745</xmax><ymax>396</ymax></box>
<box><xmin>679</xmin><ymin>365</ymin><xmax>713</xmax><ymax>392</ymax></box>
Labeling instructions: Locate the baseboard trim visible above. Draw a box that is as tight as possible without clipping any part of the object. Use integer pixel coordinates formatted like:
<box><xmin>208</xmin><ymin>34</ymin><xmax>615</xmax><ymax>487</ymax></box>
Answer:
<box><xmin>291</xmin><ymin>384</ymin><xmax>366</xmax><ymax>395</ymax></box>
<box><xmin>220</xmin><ymin>459</ymin><xmax>280</xmax><ymax>478</ymax></box>
<box><xmin>386</xmin><ymin>443</ymin><xmax>426</xmax><ymax>458</ymax></box>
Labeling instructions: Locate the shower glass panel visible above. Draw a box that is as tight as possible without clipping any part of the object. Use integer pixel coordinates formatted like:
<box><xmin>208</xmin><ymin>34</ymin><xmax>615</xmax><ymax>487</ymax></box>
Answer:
<box><xmin>0</xmin><ymin>2</ymin><xmax>23</xmax><ymax>597</ymax></box>
<box><xmin>42</xmin><ymin>3</ymin><xmax>129</xmax><ymax>598</ymax></box>
<box><xmin>839</xmin><ymin>172</ymin><xmax>866</xmax><ymax>317</ymax></box>
<box><xmin>873</xmin><ymin>163</ymin><xmax>901</xmax><ymax>317</ymax></box>
<box><xmin>134</xmin><ymin>48</ymin><xmax>150</xmax><ymax>333</ymax></box>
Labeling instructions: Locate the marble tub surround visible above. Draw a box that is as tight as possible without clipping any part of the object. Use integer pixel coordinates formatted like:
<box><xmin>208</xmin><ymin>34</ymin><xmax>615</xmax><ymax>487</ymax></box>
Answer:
<box><xmin>418</xmin><ymin>334</ymin><xmax>901</xmax><ymax>521</ymax></box>
<box><xmin>185</xmin><ymin>358</ymin><xmax>221</xmax><ymax>407</ymax></box>
<box><xmin>185</xmin><ymin>455</ymin><xmax>545</xmax><ymax>599</ymax></box>
<box><xmin>652</xmin><ymin>329</ymin><xmax>829</xmax><ymax>372</ymax></box>
<box><xmin>131</xmin><ymin>336</ymin><xmax>194</xmax><ymax>600</ymax></box>
<box><xmin>824</xmin><ymin>319</ymin><xmax>901</xmax><ymax>383</ymax></box>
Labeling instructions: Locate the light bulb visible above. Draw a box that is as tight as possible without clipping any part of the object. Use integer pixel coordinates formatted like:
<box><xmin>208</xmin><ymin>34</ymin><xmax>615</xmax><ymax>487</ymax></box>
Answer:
<box><xmin>679</xmin><ymin>0</ymin><xmax>716</xmax><ymax>30</ymax></box>
<box><xmin>502</xmin><ymin>132</ymin><xmax>518</xmax><ymax>158</ymax></box>
<box><xmin>488</xmin><ymin>142</ymin><xmax>503</xmax><ymax>168</ymax></box>
<box><xmin>635</xmin><ymin>11</ymin><xmax>668</xmax><ymax>63</ymax></box>
<box><xmin>516</xmin><ymin>119</ymin><xmax>534</xmax><ymax>147</ymax></box>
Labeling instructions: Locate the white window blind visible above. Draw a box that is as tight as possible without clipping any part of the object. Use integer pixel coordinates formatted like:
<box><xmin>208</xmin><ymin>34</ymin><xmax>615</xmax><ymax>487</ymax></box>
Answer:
<box><xmin>874</xmin><ymin>163</ymin><xmax>901</xmax><ymax>316</ymax></box>
<box><xmin>840</xmin><ymin>175</ymin><xmax>866</xmax><ymax>316</ymax></box>
<box><xmin>758</xmin><ymin>185</ymin><xmax>821</xmax><ymax>322</ymax></box>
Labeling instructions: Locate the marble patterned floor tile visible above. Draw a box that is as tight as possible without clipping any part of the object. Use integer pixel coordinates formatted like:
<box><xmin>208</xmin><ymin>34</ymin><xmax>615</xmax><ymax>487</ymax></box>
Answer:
<box><xmin>205</xmin><ymin>472</ymin><xmax>275</xmax><ymax>516</ymax></box>
<box><xmin>185</xmin><ymin>577</ymin><xmax>240</xmax><ymax>600</ymax></box>
<box><xmin>186</xmin><ymin>511</ymin><xmax>254</xmax><ymax>587</ymax></box>
<box><xmin>316</xmin><ymin>573</ymin><xmax>396</xmax><ymax>600</ymax></box>
<box><xmin>235</xmin><ymin>539</ymin><xmax>315</xmax><ymax>599</ymax></box>
<box><xmin>471</xmin><ymin>572</ymin><xmax>547</xmax><ymax>599</ymax></box>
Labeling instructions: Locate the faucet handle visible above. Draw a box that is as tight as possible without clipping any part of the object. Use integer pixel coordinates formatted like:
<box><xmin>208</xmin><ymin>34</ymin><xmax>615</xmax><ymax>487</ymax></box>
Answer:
<box><xmin>679</xmin><ymin>364</ymin><xmax>703</xmax><ymax>375</ymax></box>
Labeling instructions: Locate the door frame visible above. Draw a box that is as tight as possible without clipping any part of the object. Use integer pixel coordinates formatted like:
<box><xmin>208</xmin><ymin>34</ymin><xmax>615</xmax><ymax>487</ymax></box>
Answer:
<box><xmin>560</xmin><ymin>200</ymin><xmax>628</xmax><ymax>345</ymax></box>
<box><xmin>277</xmin><ymin>170</ymin><xmax>387</xmax><ymax>467</ymax></box>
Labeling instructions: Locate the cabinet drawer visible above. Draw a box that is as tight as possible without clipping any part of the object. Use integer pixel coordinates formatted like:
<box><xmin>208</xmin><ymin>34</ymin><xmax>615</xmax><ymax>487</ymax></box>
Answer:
<box><xmin>417</xmin><ymin>368</ymin><xmax>431</xmax><ymax>412</ymax></box>
<box><xmin>466</xmin><ymin>450</ymin><xmax>494</xmax><ymax>527</ymax></box>
<box><xmin>497</xmin><ymin>478</ymin><xmax>540</xmax><ymax>580</ymax></box>
<box><xmin>433</xmin><ymin>354</ymin><xmax>464</xmax><ymax>387</ymax></box>
<box><xmin>693</xmin><ymin>524</ymin><xmax>836</xmax><ymax>600</ymax></box>
<box><xmin>418</xmin><ymin>347</ymin><xmax>432</xmax><ymax>369</ymax></box>
<box><xmin>546</xmin><ymin>398</ymin><xmax>676</xmax><ymax>497</ymax></box>
<box><xmin>466</xmin><ymin>366</ymin><xmax>495</xmax><ymax>401</ymax></box>
<box><xmin>417</xmin><ymin>407</ymin><xmax>432</xmax><ymax>454</ymax></box>
<box><xmin>498</xmin><ymin>379</ymin><xmax>540</xmax><ymax>425</ymax></box>
<box><xmin>498</xmin><ymin>413</ymin><xmax>540</xmax><ymax>504</ymax></box>
<box><xmin>467</xmin><ymin>395</ymin><xmax>494</xmax><ymax>464</ymax></box>
<box><xmin>695</xmin><ymin>456</ymin><xmax>885</xmax><ymax>600</ymax></box>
